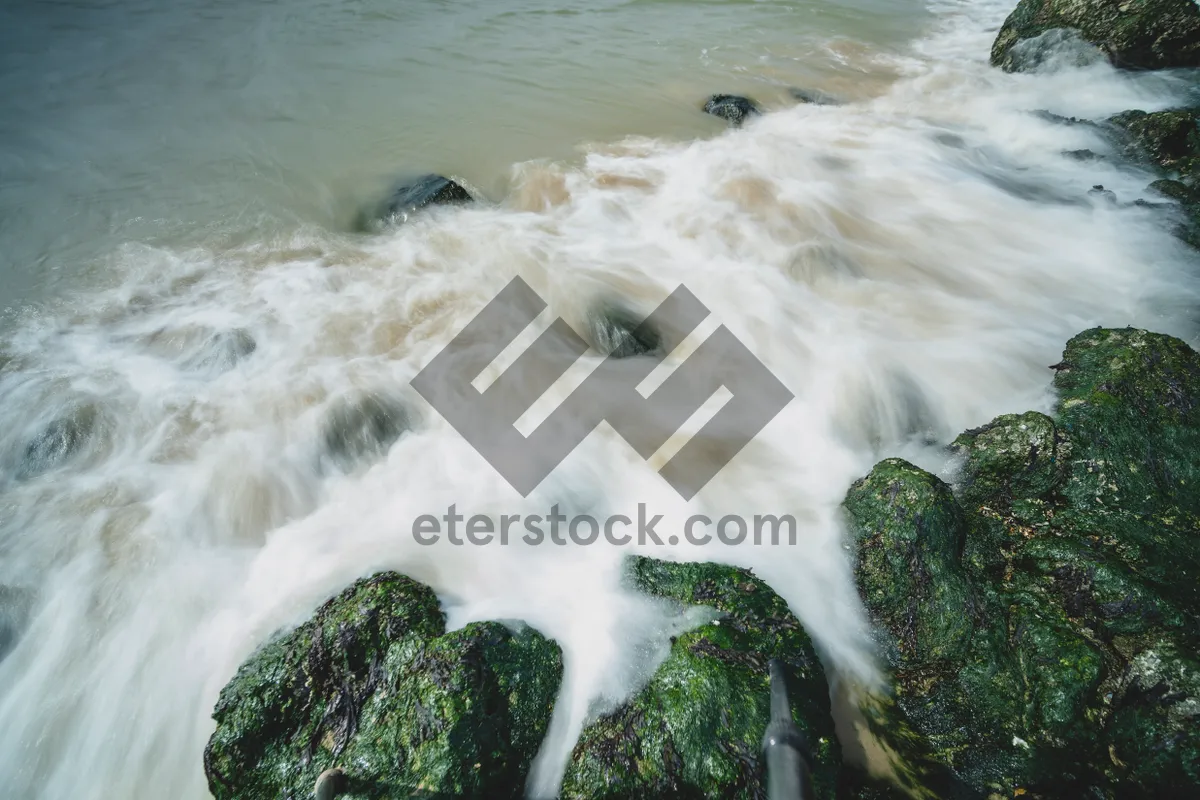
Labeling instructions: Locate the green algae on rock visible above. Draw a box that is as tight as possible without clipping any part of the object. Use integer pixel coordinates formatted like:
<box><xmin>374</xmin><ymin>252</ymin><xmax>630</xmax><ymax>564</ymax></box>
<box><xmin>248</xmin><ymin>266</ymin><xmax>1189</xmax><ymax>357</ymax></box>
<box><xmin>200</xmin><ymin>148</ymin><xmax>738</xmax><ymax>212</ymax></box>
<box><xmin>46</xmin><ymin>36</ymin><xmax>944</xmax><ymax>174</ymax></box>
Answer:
<box><xmin>561</xmin><ymin>557</ymin><xmax>840</xmax><ymax>799</ymax></box>
<box><xmin>1109</xmin><ymin>109</ymin><xmax>1200</xmax><ymax>180</ymax></box>
<box><xmin>990</xmin><ymin>0</ymin><xmax>1200</xmax><ymax>71</ymax></box>
<box><xmin>844</xmin><ymin>459</ymin><xmax>975</xmax><ymax>668</ymax></box>
<box><xmin>844</xmin><ymin>328</ymin><xmax>1200</xmax><ymax>798</ymax></box>
<box><xmin>1099</xmin><ymin>109</ymin><xmax>1200</xmax><ymax>246</ymax></box>
<box><xmin>203</xmin><ymin>572</ymin><xmax>562</xmax><ymax>800</ymax></box>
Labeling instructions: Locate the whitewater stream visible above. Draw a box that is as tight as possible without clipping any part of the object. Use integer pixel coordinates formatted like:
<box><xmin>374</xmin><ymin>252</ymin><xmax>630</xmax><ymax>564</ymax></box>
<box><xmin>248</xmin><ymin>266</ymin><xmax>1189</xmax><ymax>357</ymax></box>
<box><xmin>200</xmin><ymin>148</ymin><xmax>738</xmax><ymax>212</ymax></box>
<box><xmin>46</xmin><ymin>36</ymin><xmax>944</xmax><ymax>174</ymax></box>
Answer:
<box><xmin>0</xmin><ymin>0</ymin><xmax>1198</xmax><ymax>797</ymax></box>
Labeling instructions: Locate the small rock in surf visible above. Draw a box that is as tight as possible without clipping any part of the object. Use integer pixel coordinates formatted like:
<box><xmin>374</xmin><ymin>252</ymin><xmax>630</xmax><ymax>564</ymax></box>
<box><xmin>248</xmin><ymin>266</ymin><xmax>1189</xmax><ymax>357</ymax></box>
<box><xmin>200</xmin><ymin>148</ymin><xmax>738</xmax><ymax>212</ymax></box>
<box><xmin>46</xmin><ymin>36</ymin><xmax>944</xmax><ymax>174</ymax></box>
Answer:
<box><xmin>702</xmin><ymin>94</ymin><xmax>760</xmax><ymax>127</ymax></box>
<box><xmin>587</xmin><ymin>303</ymin><xmax>662</xmax><ymax>359</ymax></box>
<box><xmin>17</xmin><ymin>402</ymin><xmax>106</xmax><ymax>480</ymax></box>
<box><xmin>184</xmin><ymin>329</ymin><xmax>257</xmax><ymax>375</ymax></box>
<box><xmin>1088</xmin><ymin>184</ymin><xmax>1117</xmax><ymax>204</ymax></box>
<box><xmin>788</xmin><ymin>87</ymin><xmax>841</xmax><ymax>106</ymax></box>
<box><xmin>357</xmin><ymin>173</ymin><xmax>473</xmax><ymax>231</ymax></box>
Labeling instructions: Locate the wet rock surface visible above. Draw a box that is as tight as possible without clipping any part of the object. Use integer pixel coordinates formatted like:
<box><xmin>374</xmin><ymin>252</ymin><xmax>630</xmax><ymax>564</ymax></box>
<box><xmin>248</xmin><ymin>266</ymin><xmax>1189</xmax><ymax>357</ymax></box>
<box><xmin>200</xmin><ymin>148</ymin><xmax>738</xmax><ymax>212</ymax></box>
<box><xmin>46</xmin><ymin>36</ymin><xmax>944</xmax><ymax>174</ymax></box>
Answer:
<box><xmin>0</xmin><ymin>585</ymin><xmax>33</xmax><ymax>664</ymax></box>
<box><xmin>844</xmin><ymin>328</ymin><xmax>1200</xmax><ymax>798</ymax></box>
<box><xmin>203</xmin><ymin>573</ymin><xmax>563</xmax><ymax>800</ymax></box>
<box><xmin>991</xmin><ymin>0</ymin><xmax>1200</xmax><ymax>71</ymax></box>
<box><xmin>587</xmin><ymin>303</ymin><xmax>662</xmax><ymax>359</ymax></box>
<box><xmin>16</xmin><ymin>401</ymin><xmax>108</xmax><ymax>480</ymax></box>
<box><xmin>1103</xmin><ymin>108</ymin><xmax>1200</xmax><ymax>244</ymax></box>
<box><xmin>1109</xmin><ymin>108</ymin><xmax>1200</xmax><ymax>179</ymax></box>
<box><xmin>203</xmin><ymin>561</ymin><xmax>845</xmax><ymax>800</ymax></box>
<box><xmin>204</xmin><ymin>328</ymin><xmax>1200</xmax><ymax>799</ymax></box>
<box><xmin>357</xmin><ymin>174</ymin><xmax>473</xmax><ymax>231</ymax></box>
<box><xmin>185</xmin><ymin>328</ymin><xmax>257</xmax><ymax>374</ymax></box>
<box><xmin>561</xmin><ymin>557</ymin><xmax>841</xmax><ymax>800</ymax></box>
<box><xmin>703</xmin><ymin>94</ymin><xmax>761</xmax><ymax>127</ymax></box>
<box><xmin>321</xmin><ymin>392</ymin><xmax>410</xmax><ymax>472</ymax></box>
<box><xmin>789</xmin><ymin>88</ymin><xmax>841</xmax><ymax>106</ymax></box>
<box><xmin>141</xmin><ymin>325</ymin><xmax>257</xmax><ymax>375</ymax></box>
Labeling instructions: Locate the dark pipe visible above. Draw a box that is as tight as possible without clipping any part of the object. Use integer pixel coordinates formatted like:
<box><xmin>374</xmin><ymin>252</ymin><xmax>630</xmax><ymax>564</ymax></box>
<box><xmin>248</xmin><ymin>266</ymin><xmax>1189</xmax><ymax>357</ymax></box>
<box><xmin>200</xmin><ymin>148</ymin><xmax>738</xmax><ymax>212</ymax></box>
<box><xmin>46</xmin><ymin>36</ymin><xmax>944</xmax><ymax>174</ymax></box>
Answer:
<box><xmin>763</xmin><ymin>658</ymin><xmax>813</xmax><ymax>800</ymax></box>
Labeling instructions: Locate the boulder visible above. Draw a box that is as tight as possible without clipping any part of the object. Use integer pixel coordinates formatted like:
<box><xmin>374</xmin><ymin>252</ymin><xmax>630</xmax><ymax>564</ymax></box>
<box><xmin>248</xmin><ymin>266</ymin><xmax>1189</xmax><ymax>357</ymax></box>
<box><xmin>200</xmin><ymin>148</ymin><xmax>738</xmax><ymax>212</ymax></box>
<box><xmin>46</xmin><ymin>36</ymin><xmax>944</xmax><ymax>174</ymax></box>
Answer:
<box><xmin>995</xmin><ymin>27</ymin><xmax>1107</xmax><ymax>72</ymax></box>
<box><xmin>357</xmin><ymin>174</ymin><xmax>473</xmax><ymax>231</ymax></box>
<box><xmin>844</xmin><ymin>328</ymin><xmax>1200</xmax><ymax>797</ymax></box>
<box><xmin>991</xmin><ymin>0</ymin><xmax>1200</xmax><ymax>71</ymax></box>
<box><xmin>203</xmin><ymin>572</ymin><xmax>563</xmax><ymax>800</ymax></box>
<box><xmin>561</xmin><ymin>557</ymin><xmax>841</xmax><ymax>799</ymax></box>
<box><xmin>703</xmin><ymin>95</ymin><xmax>760</xmax><ymax>127</ymax></box>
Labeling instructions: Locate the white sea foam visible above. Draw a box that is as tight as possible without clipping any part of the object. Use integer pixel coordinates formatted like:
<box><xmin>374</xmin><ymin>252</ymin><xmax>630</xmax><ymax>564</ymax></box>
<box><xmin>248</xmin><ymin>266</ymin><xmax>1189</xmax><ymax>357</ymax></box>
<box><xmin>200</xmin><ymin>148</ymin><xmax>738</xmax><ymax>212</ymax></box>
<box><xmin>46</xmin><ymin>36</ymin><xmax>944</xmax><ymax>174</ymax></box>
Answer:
<box><xmin>0</xmin><ymin>1</ymin><xmax>1197</xmax><ymax>797</ymax></box>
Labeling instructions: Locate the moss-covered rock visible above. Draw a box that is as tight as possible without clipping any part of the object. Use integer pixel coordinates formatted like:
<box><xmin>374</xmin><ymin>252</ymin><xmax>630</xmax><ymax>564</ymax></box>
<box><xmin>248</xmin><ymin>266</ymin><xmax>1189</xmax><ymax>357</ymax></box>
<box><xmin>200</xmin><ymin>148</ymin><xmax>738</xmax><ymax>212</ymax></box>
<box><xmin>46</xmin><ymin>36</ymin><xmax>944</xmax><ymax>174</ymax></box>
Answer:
<box><xmin>1101</xmin><ymin>109</ymin><xmax>1200</xmax><ymax>245</ymax></box>
<box><xmin>845</xmin><ymin>328</ymin><xmax>1200</xmax><ymax>798</ymax></box>
<box><xmin>561</xmin><ymin>558</ymin><xmax>840</xmax><ymax>799</ymax></box>
<box><xmin>951</xmin><ymin>411</ymin><xmax>1064</xmax><ymax>510</ymax></box>
<box><xmin>1109</xmin><ymin>109</ymin><xmax>1200</xmax><ymax>180</ymax></box>
<box><xmin>203</xmin><ymin>573</ymin><xmax>562</xmax><ymax>800</ymax></box>
<box><xmin>991</xmin><ymin>0</ymin><xmax>1200</xmax><ymax>71</ymax></box>
<box><xmin>845</xmin><ymin>460</ymin><xmax>975</xmax><ymax>666</ymax></box>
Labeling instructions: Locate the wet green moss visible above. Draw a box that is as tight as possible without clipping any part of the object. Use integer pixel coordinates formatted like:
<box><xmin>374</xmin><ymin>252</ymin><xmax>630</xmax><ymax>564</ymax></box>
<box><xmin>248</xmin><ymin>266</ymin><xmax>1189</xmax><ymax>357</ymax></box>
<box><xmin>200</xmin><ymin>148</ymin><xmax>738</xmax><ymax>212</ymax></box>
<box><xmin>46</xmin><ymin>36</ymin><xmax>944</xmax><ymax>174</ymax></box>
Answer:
<box><xmin>561</xmin><ymin>558</ymin><xmax>840</xmax><ymax>799</ymax></box>
<box><xmin>845</xmin><ymin>460</ymin><xmax>975</xmax><ymax>666</ymax></box>
<box><xmin>951</xmin><ymin>412</ymin><xmax>1064</xmax><ymax>510</ymax></box>
<box><xmin>844</xmin><ymin>328</ymin><xmax>1200</xmax><ymax>798</ymax></box>
<box><xmin>203</xmin><ymin>573</ymin><xmax>562</xmax><ymax>800</ymax></box>
<box><xmin>991</xmin><ymin>0</ymin><xmax>1200</xmax><ymax>71</ymax></box>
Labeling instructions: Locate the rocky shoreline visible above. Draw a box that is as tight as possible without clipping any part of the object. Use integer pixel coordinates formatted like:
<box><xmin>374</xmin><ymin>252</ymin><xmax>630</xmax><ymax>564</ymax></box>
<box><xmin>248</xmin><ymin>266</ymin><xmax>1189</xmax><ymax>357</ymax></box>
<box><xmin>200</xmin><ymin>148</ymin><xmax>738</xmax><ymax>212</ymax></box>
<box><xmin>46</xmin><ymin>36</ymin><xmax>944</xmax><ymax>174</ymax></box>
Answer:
<box><xmin>203</xmin><ymin>2</ymin><xmax>1200</xmax><ymax>798</ymax></box>
<box><xmin>203</xmin><ymin>327</ymin><xmax>1200</xmax><ymax>799</ymax></box>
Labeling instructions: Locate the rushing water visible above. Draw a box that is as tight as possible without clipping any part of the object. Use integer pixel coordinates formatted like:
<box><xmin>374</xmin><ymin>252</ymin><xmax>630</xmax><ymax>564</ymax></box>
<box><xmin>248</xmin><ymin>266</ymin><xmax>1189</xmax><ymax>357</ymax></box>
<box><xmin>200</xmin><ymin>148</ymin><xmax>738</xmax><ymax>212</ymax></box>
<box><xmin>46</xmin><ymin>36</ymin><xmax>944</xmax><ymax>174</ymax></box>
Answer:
<box><xmin>1</xmin><ymin>0</ymin><xmax>1199</xmax><ymax>798</ymax></box>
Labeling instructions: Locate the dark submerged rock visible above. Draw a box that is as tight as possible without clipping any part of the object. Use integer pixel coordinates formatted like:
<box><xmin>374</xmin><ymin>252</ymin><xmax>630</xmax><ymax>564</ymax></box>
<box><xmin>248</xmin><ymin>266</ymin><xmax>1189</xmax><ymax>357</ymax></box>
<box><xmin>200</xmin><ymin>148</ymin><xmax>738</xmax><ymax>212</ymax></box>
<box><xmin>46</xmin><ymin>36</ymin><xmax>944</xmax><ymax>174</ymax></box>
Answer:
<box><xmin>587</xmin><ymin>303</ymin><xmax>662</xmax><ymax>359</ymax></box>
<box><xmin>184</xmin><ymin>328</ymin><xmax>257</xmax><ymax>374</ymax></box>
<box><xmin>1031</xmin><ymin>110</ymin><xmax>1099</xmax><ymax>127</ymax></box>
<box><xmin>991</xmin><ymin>0</ymin><xmax>1200</xmax><ymax>71</ymax></box>
<box><xmin>845</xmin><ymin>328</ymin><xmax>1200</xmax><ymax>798</ymax></box>
<box><xmin>321</xmin><ymin>392</ymin><xmax>410</xmax><ymax>472</ymax></box>
<box><xmin>561</xmin><ymin>557</ymin><xmax>840</xmax><ymax>800</ymax></box>
<box><xmin>17</xmin><ymin>402</ymin><xmax>106</xmax><ymax>480</ymax></box>
<box><xmin>358</xmin><ymin>174</ymin><xmax>473</xmax><ymax>231</ymax></box>
<box><xmin>1088</xmin><ymin>183</ymin><xmax>1118</xmax><ymax>204</ymax></box>
<box><xmin>703</xmin><ymin>95</ymin><xmax>761</xmax><ymax>127</ymax></box>
<box><xmin>203</xmin><ymin>572</ymin><xmax>563</xmax><ymax>800</ymax></box>
<box><xmin>142</xmin><ymin>325</ymin><xmax>257</xmax><ymax>375</ymax></box>
<box><xmin>789</xmin><ymin>88</ymin><xmax>841</xmax><ymax>106</ymax></box>
<box><xmin>0</xmin><ymin>585</ymin><xmax>33</xmax><ymax>664</ymax></box>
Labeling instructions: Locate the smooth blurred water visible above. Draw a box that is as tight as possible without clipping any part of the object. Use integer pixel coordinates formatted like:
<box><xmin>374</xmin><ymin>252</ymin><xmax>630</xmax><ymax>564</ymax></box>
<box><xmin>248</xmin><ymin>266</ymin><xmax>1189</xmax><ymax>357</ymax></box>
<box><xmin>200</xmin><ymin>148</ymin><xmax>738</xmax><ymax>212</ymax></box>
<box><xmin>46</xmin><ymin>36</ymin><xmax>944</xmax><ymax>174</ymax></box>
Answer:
<box><xmin>0</xmin><ymin>0</ymin><xmax>927</xmax><ymax>302</ymax></box>
<box><xmin>1</xmin><ymin>1</ymin><xmax>1199</xmax><ymax>798</ymax></box>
